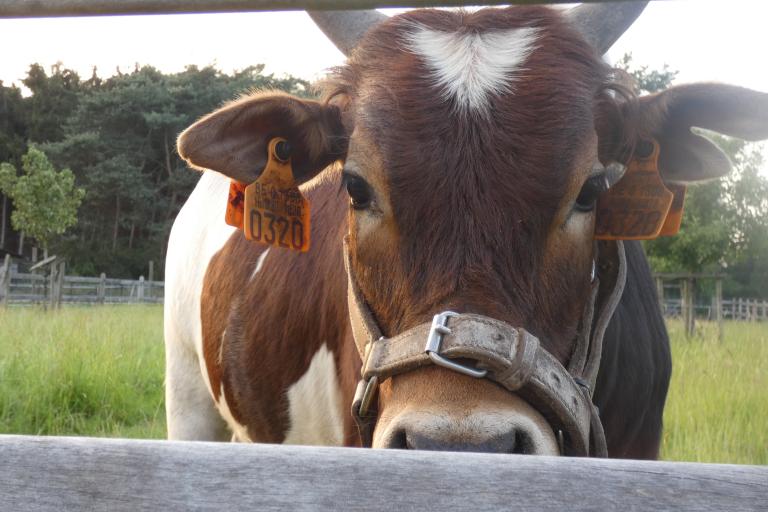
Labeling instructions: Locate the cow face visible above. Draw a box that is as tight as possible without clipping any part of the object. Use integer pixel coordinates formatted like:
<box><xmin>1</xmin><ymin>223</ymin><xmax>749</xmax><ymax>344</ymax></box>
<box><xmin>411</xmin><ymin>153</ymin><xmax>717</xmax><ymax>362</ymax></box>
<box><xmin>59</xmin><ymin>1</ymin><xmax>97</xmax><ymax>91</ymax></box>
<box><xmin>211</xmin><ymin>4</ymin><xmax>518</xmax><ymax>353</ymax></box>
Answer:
<box><xmin>334</xmin><ymin>8</ymin><xmax>613</xmax><ymax>454</ymax></box>
<box><xmin>178</xmin><ymin>6</ymin><xmax>768</xmax><ymax>454</ymax></box>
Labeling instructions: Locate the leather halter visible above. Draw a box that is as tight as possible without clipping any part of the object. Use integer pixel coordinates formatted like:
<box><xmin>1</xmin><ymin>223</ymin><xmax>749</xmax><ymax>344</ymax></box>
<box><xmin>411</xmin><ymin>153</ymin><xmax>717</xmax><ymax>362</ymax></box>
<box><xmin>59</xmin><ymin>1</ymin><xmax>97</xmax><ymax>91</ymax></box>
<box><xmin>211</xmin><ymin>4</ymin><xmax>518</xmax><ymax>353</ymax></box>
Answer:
<box><xmin>344</xmin><ymin>236</ymin><xmax>627</xmax><ymax>457</ymax></box>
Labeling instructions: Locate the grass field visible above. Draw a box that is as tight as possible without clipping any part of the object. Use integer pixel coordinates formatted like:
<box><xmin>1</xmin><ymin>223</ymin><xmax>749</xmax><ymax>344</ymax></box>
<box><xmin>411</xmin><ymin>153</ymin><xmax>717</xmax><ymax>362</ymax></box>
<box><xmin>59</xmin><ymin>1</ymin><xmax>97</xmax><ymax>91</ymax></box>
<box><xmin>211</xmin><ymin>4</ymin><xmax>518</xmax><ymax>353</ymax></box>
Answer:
<box><xmin>0</xmin><ymin>306</ymin><xmax>765</xmax><ymax>464</ymax></box>
<box><xmin>661</xmin><ymin>320</ymin><xmax>767</xmax><ymax>464</ymax></box>
<box><xmin>0</xmin><ymin>306</ymin><xmax>165</xmax><ymax>439</ymax></box>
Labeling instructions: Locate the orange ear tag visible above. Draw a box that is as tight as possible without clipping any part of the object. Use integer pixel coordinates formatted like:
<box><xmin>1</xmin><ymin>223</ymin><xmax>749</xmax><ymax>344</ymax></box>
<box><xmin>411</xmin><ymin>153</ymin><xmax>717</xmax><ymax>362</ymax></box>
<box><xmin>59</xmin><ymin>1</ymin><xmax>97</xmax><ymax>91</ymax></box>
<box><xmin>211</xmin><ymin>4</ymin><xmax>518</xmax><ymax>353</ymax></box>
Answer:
<box><xmin>242</xmin><ymin>138</ymin><xmax>310</xmax><ymax>252</ymax></box>
<box><xmin>594</xmin><ymin>140</ymin><xmax>675</xmax><ymax>240</ymax></box>
<box><xmin>225</xmin><ymin>181</ymin><xmax>247</xmax><ymax>229</ymax></box>
<box><xmin>659</xmin><ymin>183</ymin><xmax>686</xmax><ymax>236</ymax></box>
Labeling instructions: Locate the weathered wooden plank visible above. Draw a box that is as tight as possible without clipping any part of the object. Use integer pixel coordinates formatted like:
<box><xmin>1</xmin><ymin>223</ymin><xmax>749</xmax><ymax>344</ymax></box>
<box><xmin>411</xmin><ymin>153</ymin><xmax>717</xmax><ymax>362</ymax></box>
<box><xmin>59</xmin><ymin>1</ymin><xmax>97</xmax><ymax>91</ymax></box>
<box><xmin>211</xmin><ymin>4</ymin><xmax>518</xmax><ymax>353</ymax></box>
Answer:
<box><xmin>0</xmin><ymin>0</ymin><xmax>633</xmax><ymax>18</ymax></box>
<box><xmin>64</xmin><ymin>275</ymin><xmax>104</xmax><ymax>284</ymax></box>
<box><xmin>0</xmin><ymin>435</ymin><xmax>766</xmax><ymax>511</ymax></box>
<box><xmin>0</xmin><ymin>254</ymin><xmax>10</xmax><ymax>306</ymax></box>
<box><xmin>652</xmin><ymin>272</ymin><xmax>724</xmax><ymax>280</ymax></box>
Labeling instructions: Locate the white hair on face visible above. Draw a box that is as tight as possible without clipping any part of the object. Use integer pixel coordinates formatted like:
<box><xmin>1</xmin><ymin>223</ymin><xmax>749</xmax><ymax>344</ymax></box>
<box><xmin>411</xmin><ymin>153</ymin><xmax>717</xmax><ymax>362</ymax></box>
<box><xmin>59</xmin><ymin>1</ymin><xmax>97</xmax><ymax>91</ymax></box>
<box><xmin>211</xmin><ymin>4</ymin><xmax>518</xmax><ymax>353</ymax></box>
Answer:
<box><xmin>405</xmin><ymin>25</ymin><xmax>540</xmax><ymax>114</ymax></box>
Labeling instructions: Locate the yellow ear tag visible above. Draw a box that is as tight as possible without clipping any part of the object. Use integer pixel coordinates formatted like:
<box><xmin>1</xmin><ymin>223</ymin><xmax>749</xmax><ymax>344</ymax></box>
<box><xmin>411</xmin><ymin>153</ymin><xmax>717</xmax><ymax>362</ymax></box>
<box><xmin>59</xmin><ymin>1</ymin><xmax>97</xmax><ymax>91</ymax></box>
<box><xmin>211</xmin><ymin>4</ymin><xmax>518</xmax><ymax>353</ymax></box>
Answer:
<box><xmin>243</xmin><ymin>138</ymin><xmax>310</xmax><ymax>252</ymax></box>
<box><xmin>594</xmin><ymin>139</ymin><xmax>675</xmax><ymax>240</ymax></box>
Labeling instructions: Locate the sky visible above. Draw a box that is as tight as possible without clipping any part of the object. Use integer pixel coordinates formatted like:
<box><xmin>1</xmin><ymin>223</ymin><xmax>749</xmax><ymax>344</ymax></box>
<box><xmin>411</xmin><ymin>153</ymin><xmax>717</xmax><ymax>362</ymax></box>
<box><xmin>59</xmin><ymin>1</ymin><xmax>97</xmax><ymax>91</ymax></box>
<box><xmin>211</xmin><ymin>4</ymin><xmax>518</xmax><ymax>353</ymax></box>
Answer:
<box><xmin>0</xmin><ymin>0</ymin><xmax>766</xmax><ymax>169</ymax></box>
<box><xmin>0</xmin><ymin>0</ymin><xmax>766</xmax><ymax>90</ymax></box>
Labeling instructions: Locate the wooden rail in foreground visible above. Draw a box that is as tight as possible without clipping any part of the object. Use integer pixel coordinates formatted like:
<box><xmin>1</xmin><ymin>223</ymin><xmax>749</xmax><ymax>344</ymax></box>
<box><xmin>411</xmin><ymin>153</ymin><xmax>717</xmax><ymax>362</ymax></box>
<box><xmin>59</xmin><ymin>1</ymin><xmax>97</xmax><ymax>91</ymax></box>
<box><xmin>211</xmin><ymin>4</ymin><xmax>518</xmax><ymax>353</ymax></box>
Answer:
<box><xmin>0</xmin><ymin>0</ymin><xmax>636</xmax><ymax>18</ymax></box>
<box><xmin>1</xmin><ymin>435</ymin><xmax>766</xmax><ymax>511</ymax></box>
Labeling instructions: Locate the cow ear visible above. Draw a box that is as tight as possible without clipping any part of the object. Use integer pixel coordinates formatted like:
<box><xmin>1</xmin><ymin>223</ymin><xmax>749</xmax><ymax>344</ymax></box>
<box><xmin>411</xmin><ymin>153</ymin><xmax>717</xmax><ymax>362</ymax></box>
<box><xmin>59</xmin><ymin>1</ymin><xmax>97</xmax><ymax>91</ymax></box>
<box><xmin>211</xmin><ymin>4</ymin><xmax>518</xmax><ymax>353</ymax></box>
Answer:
<box><xmin>177</xmin><ymin>90</ymin><xmax>348</xmax><ymax>184</ymax></box>
<box><xmin>636</xmin><ymin>84</ymin><xmax>768</xmax><ymax>183</ymax></box>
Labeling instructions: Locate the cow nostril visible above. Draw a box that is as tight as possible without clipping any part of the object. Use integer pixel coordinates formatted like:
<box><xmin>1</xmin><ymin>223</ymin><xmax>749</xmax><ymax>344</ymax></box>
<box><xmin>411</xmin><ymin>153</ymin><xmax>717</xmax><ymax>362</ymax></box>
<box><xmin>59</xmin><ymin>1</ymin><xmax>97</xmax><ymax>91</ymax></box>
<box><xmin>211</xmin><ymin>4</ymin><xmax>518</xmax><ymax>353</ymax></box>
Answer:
<box><xmin>386</xmin><ymin>429</ymin><xmax>408</xmax><ymax>450</ymax></box>
<box><xmin>510</xmin><ymin>430</ymin><xmax>533</xmax><ymax>455</ymax></box>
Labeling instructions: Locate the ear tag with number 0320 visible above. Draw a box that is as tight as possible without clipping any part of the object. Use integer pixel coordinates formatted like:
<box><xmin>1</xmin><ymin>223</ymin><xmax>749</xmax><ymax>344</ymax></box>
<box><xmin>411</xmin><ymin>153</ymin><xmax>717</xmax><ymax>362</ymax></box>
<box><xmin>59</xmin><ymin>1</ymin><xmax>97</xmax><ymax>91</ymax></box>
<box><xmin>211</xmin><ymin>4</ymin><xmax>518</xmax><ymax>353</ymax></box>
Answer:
<box><xmin>594</xmin><ymin>139</ymin><xmax>683</xmax><ymax>240</ymax></box>
<box><xmin>241</xmin><ymin>138</ymin><xmax>310</xmax><ymax>252</ymax></box>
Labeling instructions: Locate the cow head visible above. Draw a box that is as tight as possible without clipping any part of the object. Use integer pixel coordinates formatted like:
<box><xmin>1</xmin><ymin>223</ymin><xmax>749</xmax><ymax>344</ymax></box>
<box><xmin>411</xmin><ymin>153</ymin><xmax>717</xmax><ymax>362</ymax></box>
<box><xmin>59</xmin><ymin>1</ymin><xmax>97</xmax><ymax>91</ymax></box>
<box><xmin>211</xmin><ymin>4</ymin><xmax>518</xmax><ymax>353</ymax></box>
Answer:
<box><xmin>178</xmin><ymin>4</ymin><xmax>768</xmax><ymax>454</ymax></box>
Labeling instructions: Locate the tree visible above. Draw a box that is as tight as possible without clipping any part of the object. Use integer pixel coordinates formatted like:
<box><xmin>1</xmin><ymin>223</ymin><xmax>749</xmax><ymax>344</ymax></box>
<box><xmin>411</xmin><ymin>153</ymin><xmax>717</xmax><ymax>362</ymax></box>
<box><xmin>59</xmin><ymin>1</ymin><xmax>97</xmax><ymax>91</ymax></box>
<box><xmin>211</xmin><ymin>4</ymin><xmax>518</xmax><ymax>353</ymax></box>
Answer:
<box><xmin>614</xmin><ymin>53</ymin><xmax>678</xmax><ymax>95</ymax></box>
<box><xmin>0</xmin><ymin>80</ymin><xmax>28</xmax><ymax>249</ymax></box>
<box><xmin>0</xmin><ymin>147</ymin><xmax>85</xmax><ymax>250</ymax></box>
<box><xmin>23</xmin><ymin>63</ymin><xmax>83</xmax><ymax>143</ymax></box>
<box><xmin>41</xmin><ymin>63</ymin><xmax>310</xmax><ymax>276</ymax></box>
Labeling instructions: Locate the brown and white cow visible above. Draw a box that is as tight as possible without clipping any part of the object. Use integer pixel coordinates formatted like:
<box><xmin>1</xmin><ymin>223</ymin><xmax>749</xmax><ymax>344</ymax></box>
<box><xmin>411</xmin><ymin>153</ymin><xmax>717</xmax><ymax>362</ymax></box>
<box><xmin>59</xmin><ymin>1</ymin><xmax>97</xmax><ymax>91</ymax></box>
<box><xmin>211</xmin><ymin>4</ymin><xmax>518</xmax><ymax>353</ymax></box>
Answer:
<box><xmin>164</xmin><ymin>3</ymin><xmax>768</xmax><ymax>457</ymax></box>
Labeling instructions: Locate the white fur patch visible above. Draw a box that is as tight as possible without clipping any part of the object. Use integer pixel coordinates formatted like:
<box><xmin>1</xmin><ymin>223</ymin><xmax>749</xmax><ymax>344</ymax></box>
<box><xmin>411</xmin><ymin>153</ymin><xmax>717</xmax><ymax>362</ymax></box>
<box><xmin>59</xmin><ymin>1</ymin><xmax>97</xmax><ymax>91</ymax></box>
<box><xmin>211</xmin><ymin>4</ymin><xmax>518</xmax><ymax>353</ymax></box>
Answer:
<box><xmin>282</xmin><ymin>343</ymin><xmax>345</xmax><ymax>446</ymax></box>
<box><xmin>405</xmin><ymin>25</ymin><xmax>540</xmax><ymax>113</ymax></box>
<box><xmin>249</xmin><ymin>248</ymin><xmax>270</xmax><ymax>282</ymax></box>
<box><xmin>164</xmin><ymin>171</ymin><xmax>236</xmax><ymax>440</ymax></box>
<box><xmin>165</xmin><ymin>171</ymin><xmax>236</xmax><ymax>397</ymax></box>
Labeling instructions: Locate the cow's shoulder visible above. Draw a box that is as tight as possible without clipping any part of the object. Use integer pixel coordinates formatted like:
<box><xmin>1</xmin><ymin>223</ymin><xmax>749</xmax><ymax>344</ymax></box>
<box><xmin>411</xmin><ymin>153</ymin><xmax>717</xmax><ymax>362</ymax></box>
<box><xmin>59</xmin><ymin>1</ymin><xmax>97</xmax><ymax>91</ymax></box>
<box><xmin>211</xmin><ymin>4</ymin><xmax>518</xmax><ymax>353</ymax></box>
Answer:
<box><xmin>198</xmin><ymin>172</ymin><xmax>358</xmax><ymax>443</ymax></box>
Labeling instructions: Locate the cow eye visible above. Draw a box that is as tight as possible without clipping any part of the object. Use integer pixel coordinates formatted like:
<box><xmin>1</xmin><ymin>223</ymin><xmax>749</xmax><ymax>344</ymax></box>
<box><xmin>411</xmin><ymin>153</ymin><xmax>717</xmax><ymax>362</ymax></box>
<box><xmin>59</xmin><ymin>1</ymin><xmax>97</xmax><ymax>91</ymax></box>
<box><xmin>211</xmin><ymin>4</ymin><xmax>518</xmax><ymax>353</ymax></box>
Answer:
<box><xmin>574</xmin><ymin>174</ymin><xmax>608</xmax><ymax>212</ymax></box>
<box><xmin>343</xmin><ymin>172</ymin><xmax>372</xmax><ymax>210</ymax></box>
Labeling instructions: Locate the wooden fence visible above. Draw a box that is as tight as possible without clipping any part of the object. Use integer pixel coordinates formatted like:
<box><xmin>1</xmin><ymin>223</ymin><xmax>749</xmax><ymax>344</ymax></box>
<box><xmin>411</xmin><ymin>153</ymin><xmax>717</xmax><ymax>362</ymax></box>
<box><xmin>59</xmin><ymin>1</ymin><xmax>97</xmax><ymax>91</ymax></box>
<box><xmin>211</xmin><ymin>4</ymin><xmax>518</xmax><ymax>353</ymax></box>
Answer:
<box><xmin>662</xmin><ymin>298</ymin><xmax>768</xmax><ymax>322</ymax></box>
<box><xmin>0</xmin><ymin>435</ymin><xmax>766</xmax><ymax>511</ymax></box>
<box><xmin>0</xmin><ymin>259</ymin><xmax>163</xmax><ymax>306</ymax></box>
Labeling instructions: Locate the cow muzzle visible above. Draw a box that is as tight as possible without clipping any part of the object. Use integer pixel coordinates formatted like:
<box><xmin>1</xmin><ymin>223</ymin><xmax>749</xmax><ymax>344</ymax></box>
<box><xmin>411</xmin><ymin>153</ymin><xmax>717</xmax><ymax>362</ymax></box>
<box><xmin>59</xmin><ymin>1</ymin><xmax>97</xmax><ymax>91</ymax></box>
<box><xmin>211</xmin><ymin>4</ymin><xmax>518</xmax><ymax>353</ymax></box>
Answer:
<box><xmin>371</xmin><ymin>366</ymin><xmax>560</xmax><ymax>455</ymax></box>
<box><xmin>345</xmin><ymin>237</ymin><xmax>627</xmax><ymax>457</ymax></box>
<box><xmin>351</xmin><ymin>311</ymin><xmax>604</xmax><ymax>456</ymax></box>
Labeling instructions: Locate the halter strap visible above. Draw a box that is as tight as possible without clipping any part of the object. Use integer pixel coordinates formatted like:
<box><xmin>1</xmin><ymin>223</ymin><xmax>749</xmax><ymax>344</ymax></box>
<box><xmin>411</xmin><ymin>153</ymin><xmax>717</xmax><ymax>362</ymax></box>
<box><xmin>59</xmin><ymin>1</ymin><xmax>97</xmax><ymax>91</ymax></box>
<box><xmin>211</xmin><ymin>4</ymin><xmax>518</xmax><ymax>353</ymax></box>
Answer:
<box><xmin>344</xmin><ymin>236</ymin><xmax>626</xmax><ymax>457</ymax></box>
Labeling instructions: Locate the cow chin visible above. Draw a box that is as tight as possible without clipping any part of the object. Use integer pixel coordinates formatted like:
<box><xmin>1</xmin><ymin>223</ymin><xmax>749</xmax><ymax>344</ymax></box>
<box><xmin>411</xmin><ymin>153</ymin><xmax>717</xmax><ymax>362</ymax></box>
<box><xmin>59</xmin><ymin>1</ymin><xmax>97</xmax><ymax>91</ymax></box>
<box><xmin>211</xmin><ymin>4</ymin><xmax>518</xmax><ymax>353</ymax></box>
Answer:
<box><xmin>371</xmin><ymin>366</ymin><xmax>559</xmax><ymax>455</ymax></box>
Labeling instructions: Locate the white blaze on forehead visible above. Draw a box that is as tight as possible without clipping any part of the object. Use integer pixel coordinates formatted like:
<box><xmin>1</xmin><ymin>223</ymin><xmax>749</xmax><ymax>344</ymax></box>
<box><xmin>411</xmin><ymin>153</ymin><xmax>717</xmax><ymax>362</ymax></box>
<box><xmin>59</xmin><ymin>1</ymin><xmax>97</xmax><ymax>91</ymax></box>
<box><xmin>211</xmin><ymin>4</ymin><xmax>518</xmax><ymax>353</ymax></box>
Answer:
<box><xmin>405</xmin><ymin>25</ymin><xmax>540</xmax><ymax>113</ymax></box>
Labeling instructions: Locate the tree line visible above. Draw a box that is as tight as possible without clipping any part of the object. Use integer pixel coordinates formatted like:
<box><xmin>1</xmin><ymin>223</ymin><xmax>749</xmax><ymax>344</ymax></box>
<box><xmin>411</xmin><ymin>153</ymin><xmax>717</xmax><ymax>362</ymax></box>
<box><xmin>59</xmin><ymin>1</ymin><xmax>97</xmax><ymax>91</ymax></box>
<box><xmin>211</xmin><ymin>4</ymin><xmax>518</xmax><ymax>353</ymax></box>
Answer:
<box><xmin>0</xmin><ymin>58</ymin><xmax>766</xmax><ymax>298</ymax></box>
<box><xmin>0</xmin><ymin>63</ymin><xmax>309</xmax><ymax>278</ymax></box>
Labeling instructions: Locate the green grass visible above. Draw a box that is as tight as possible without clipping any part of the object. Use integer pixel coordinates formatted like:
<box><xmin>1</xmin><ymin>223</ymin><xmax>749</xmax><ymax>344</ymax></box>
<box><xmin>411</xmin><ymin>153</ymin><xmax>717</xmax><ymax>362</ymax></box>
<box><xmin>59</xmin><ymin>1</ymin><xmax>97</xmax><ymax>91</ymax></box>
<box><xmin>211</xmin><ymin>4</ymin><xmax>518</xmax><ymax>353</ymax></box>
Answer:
<box><xmin>661</xmin><ymin>320</ymin><xmax>767</xmax><ymax>464</ymax></box>
<box><xmin>0</xmin><ymin>306</ymin><xmax>766</xmax><ymax>464</ymax></box>
<box><xmin>0</xmin><ymin>305</ymin><xmax>165</xmax><ymax>438</ymax></box>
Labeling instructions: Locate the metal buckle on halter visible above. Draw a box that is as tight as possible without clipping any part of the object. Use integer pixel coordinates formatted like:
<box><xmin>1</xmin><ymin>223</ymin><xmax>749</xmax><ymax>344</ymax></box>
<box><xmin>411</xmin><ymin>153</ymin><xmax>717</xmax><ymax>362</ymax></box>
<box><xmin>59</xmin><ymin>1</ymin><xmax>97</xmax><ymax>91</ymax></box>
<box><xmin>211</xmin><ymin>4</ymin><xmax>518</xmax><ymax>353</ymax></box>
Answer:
<box><xmin>358</xmin><ymin>375</ymin><xmax>379</xmax><ymax>418</ymax></box>
<box><xmin>424</xmin><ymin>311</ymin><xmax>488</xmax><ymax>379</ymax></box>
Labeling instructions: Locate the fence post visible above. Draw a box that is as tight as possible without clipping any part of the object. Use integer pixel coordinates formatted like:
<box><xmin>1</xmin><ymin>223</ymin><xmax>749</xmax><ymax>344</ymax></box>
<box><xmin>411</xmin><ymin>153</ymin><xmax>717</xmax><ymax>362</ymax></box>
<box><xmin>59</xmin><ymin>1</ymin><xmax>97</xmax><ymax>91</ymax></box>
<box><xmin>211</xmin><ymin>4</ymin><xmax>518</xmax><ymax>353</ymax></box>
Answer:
<box><xmin>655</xmin><ymin>276</ymin><xmax>664</xmax><ymax>314</ymax></box>
<box><xmin>148</xmin><ymin>261</ymin><xmax>154</xmax><ymax>302</ymax></box>
<box><xmin>48</xmin><ymin>260</ymin><xmax>57</xmax><ymax>309</ymax></box>
<box><xmin>0</xmin><ymin>254</ymin><xmax>10</xmax><ymax>307</ymax></box>
<box><xmin>98</xmin><ymin>273</ymin><xmax>106</xmax><ymax>304</ymax></box>
<box><xmin>55</xmin><ymin>261</ymin><xmax>65</xmax><ymax>309</ymax></box>
<box><xmin>689</xmin><ymin>278</ymin><xmax>696</xmax><ymax>337</ymax></box>
<box><xmin>680</xmin><ymin>279</ymin><xmax>686</xmax><ymax>324</ymax></box>
<box><xmin>682</xmin><ymin>278</ymin><xmax>695</xmax><ymax>337</ymax></box>
<box><xmin>715</xmin><ymin>278</ymin><xmax>723</xmax><ymax>343</ymax></box>
<box><xmin>138</xmin><ymin>275</ymin><xmax>145</xmax><ymax>303</ymax></box>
